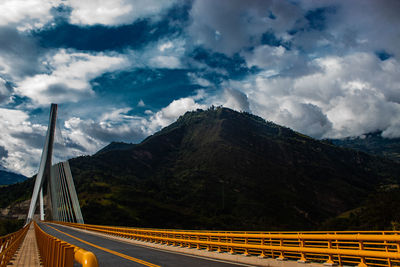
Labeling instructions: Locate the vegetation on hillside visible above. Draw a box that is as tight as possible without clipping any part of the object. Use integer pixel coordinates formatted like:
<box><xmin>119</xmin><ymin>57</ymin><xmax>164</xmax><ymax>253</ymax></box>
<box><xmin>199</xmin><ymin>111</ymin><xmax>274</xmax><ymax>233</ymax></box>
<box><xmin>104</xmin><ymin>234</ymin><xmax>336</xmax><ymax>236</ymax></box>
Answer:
<box><xmin>0</xmin><ymin>178</ymin><xmax>34</xmax><ymax>208</ymax></box>
<box><xmin>321</xmin><ymin>187</ymin><xmax>400</xmax><ymax>230</ymax></box>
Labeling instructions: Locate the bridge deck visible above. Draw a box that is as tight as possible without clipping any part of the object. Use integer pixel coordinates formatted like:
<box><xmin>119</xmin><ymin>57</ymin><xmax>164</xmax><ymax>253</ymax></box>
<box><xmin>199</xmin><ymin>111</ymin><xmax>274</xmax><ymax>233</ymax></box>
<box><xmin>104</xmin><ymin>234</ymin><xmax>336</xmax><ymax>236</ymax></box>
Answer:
<box><xmin>38</xmin><ymin>222</ymin><xmax>249</xmax><ymax>267</ymax></box>
<box><xmin>9</xmin><ymin>223</ymin><xmax>42</xmax><ymax>267</ymax></box>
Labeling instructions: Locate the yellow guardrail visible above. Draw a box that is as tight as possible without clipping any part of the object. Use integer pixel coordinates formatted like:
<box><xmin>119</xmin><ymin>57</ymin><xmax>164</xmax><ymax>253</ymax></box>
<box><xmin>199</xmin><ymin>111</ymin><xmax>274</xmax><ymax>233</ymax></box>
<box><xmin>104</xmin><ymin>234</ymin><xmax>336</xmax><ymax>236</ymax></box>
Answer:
<box><xmin>34</xmin><ymin>221</ymin><xmax>98</xmax><ymax>267</ymax></box>
<box><xmin>54</xmin><ymin>221</ymin><xmax>400</xmax><ymax>267</ymax></box>
<box><xmin>0</xmin><ymin>222</ymin><xmax>30</xmax><ymax>267</ymax></box>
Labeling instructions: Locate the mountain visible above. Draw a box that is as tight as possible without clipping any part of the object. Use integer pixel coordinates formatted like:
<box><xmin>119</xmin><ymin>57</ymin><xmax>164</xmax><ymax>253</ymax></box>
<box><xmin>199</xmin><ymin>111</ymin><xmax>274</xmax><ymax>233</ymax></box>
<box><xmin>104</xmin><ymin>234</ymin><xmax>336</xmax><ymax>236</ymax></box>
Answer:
<box><xmin>328</xmin><ymin>132</ymin><xmax>400</xmax><ymax>162</ymax></box>
<box><xmin>1</xmin><ymin>107</ymin><xmax>399</xmax><ymax>230</ymax></box>
<box><xmin>0</xmin><ymin>168</ymin><xmax>27</xmax><ymax>185</ymax></box>
<box><xmin>67</xmin><ymin>107</ymin><xmax>399</xmax><ymax>230</ymax></box>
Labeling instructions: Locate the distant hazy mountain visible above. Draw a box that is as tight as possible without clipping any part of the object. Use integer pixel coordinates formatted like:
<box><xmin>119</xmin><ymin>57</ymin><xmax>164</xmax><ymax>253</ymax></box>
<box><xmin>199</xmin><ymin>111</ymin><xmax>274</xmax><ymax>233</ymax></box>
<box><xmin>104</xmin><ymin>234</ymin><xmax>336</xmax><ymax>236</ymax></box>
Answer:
<box><xmin>328</xmin><ymin>132</ymin><xmax>400</xmax><ymax>162</ymax></box>
<box><xmin>1</xmin><ymin>108</ymin><xmax>399</xmax><ymax>230</ymax></box>
<box><xmin>0</xmin><ymin>167</ymin><xmax>27</xmax><ymax>185</ymax></box>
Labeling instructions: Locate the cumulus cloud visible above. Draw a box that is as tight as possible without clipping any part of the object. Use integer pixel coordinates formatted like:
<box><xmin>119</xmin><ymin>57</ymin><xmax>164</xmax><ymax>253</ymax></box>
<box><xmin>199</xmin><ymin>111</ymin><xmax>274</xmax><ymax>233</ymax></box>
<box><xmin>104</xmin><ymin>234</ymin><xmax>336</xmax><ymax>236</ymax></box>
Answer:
<box><xmin>187</xmin><ymin>73</ymin><xmax>212</xmax><ymax>87</ymax></box>
<box><xmin>148</xmin><ymin>97</ymin><xmax>207</xmax><ymax>131</ymax></box>
<box><xmin>223</xmin><ymin>88</ymin><xmax>250</xmax><ymax>112</ymax></box>
<box><xmin>229</xmin><ymin>52</ymin><xmax>400</xmax><ymax>138</ymax></box>
<box><xmin>0</xmin><ymin>0</ymin><xmax>180</xmax><ymax>30</ymax></box>
<box><xmin>241</xmin><ymin>45</ymin><xmax>313</xmax><ymax>77</ymax></box>
<box><xmin>382</xmin><ymin>122</ymin><xmax>400</xmax><ymax>139</ymax></box>
<box><xmin>0</xmin><ymin>146</ymin><xmax>8</xmax><ymax>159</ymax></box>
<box><xmin>276</xmin><ymin>102</ymin><xmax>332</xmax><ymax>139</ymax></box>
<box><xmin>16</xmin><ymin>49</ymin><xmax>129</xmax><ymax>105</ymax></box>
<box><xmin>149</xmin><ymin>56</ymin><xmax>181</xmax><ymax>69</ymax></box>
<box><xmin>0</xmin><ymin>0</ymin><xmax>59</xmax><ymax>31</ymax></box>
<box><xmin>0</xmin><ymin>108</ymin><xmax>46</xmax><ymax>176</ymax></box>
<box><xmin>63</xmin><ymin>113</ymin><xmax>146</xmax><ymax>154</ymax></box>
<box><xmin>66</xmin><ymin>0</ymin><xmax>177</xmax><ymax>26</ymax></box>
<box><xmin>130</xmin><ymin>38</ymin><xmax>186</xmax><ymax>69</ymax></box>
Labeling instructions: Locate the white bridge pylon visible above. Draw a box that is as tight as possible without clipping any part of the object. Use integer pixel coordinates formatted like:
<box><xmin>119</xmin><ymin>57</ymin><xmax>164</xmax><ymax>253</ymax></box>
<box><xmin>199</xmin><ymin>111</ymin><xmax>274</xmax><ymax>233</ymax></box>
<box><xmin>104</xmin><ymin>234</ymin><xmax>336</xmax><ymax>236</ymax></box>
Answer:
<box><xmin>26</xmin><ymin>104</ymin><xmax>84</xmax><ymax>224</ymax></box>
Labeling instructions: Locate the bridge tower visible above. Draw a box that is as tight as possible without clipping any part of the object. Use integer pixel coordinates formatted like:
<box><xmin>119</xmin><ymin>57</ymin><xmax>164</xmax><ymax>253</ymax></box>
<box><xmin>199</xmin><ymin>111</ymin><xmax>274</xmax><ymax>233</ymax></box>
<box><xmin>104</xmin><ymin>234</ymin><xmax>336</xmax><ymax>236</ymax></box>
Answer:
<box><xmin>26</xmin><ymin>104</ymin><xmax>84</xmax><ymax>224</ymax></box>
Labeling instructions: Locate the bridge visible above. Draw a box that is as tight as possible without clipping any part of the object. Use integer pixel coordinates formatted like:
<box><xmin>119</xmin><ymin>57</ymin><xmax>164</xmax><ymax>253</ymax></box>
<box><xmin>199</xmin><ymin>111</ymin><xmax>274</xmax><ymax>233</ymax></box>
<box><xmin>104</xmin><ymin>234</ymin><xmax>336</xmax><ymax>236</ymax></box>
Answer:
<box><xmin>1</xmin><ymin>104</ymin><xmax>399</xmax><ymax>267</ymax></box>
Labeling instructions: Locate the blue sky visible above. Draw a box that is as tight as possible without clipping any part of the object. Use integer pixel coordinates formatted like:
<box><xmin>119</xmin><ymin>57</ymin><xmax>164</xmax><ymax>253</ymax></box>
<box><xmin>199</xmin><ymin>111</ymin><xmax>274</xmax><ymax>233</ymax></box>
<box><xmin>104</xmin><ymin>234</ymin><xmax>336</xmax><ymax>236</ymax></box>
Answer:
<box><xmin>0</xmin><ymin>0</ymin><xmax>400</xmax><ymax>176</ymax></box>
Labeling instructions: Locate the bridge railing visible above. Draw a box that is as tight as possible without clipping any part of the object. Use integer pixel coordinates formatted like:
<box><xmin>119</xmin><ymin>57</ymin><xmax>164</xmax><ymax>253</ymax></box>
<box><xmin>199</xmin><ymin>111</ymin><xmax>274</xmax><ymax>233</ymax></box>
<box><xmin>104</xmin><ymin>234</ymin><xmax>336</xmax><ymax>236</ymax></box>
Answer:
<box><xmin>54</xmin><ymin>221</ymin><xmax>400</xmax><ymax>267</ymax></box>
<box><xmin>0</xmin><ymin>222</ymin><xmax>30</xmax><ymax>267</ymax></box>
<box><xmin>34</xmin><ymin>222</ymin><xmax>98</xmax><ymax>267</ymax></box>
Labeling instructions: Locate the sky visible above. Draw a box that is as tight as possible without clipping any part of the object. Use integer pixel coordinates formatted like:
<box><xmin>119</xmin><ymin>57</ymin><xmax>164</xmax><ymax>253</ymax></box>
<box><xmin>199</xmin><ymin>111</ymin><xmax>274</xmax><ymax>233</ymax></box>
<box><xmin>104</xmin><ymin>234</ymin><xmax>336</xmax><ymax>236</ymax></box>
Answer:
<box><xmin>0</xmin><ymin>0</ymin><xmax>400</xmax><ymax>176</ymax></box>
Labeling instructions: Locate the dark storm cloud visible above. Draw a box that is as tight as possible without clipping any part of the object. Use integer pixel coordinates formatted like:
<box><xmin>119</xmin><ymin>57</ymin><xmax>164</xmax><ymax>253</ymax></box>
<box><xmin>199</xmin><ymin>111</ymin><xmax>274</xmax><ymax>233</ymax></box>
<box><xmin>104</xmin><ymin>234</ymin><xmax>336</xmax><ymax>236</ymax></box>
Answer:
<box><xmin>55</xmin><ymin>137</ymin><xmax>90</xmax><ymax>153</ymax></box>
<box><xmin>65</xmin><ymin>117</ymin><xmax>147</xmax><ymax>145</ymax></box>
<box><xmin>190</xmin><ymin>48</ymin><xmax>253</xmax><ymax>79</ymax></box>
<box><xmin>85</xmin><ymin>123</ymin><xmax>146</xmax><ymax>144</ymax></box>
<box><xmin>304</xmin><ymin>7</ymin><xmax>336</xmax><ymax>32</ymax></box>
<box><xmin>43</xmin><ymin>83</ymin><xmax>92</xmax><ymax>100</ymax></box>
<box><xmin>44</xmin><ymin>83</ymin><xmax>74</xmax><ymax>96</ymax></box>
<box><xmin>0</xmin><ymin>78</ymin><xmax>12</xmax><ymax>103</ymax></box>
<box><xmin>0</xmin><ymin>26</ymin><xmax>42</xmax><ymax>78</ymax></box>
<box><xmin>10</xmin><ymin>131</ymin><xmax>45</xmax><ymax>149</ymax></box>
<box><xmin>0</xmin><ymin>145</ymin><xmax>8</xmax><ymax>159</ymax></box>
<box><xmin>261</xmin><ymin>31</ymin><xmax>291</xmax><ymax>49</ymax></box>
<box><xmin>375</xmin><ymin>51</ymin><xmax>392</xmax><ymax>61</ymax></box>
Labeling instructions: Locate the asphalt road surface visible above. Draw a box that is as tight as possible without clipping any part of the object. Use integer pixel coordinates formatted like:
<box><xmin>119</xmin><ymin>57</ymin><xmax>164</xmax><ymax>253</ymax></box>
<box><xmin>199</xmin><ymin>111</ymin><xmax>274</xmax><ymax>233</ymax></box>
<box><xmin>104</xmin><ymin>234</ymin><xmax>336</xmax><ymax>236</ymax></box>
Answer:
<box><xmin>38</xmin><ymin>222</ymin><xmax>254</xmax><ymax>267</ymax></box>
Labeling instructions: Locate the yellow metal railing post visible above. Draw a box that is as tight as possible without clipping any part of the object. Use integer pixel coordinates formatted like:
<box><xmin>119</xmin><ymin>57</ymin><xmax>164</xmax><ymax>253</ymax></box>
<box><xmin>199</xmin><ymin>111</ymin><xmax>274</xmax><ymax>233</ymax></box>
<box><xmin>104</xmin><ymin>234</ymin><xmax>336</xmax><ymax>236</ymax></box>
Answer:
<box><xmin>298</xmin><ymin>239</ymin><xmax>308</xmax><ymax>263</ymax></box>
<box><xmin>243</xmin><ymin>237</ymin><xmax>249</xmax><ymax>256</ymax></box>
<box><xmin>277</xmin><ymin>239</ymin><xmax>286</xmax><ymax>260</ymax></box>
<box><xmin>324</xmin><ymin>240</ymin><xmax>336</xmax><ymax>266</ymax></box>
<box><xmin>206</xmin><ymin>236</ymin><xmax>211</xmax><ymax>251</ymax></box>
<box><xmin>217</xmin><ymin>236</ymin><xmax>222</xmax><ymax>253</ymax></box>
<box><xmin>358</xmin><ymin>240</ymin><xmax>367</xmax><ymax>267</ymax></box>
<box><xmin>196</xmin><ymin>235</ymin><xmax>200</xmax><ymax>249</ymax></box>
<box><xmin>230</xmin><ymin>236</ymin><xmax>235</xmax><ymax>255</ymax></box>
<box><xmin>258</xmin><ymin>237</ymin><xmax>265</xmax><ymax>258</ymax></box>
